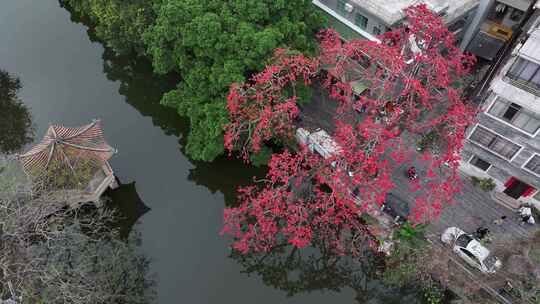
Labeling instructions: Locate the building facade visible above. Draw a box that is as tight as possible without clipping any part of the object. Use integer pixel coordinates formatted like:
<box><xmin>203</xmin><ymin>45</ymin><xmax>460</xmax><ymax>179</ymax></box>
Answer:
<box><xmin>313</xmin><ymin>0</ymin><xmax>480</xmax><ymax>41</ymax></box>
<box><xmin>462</xmin><ymin>0</ymin><xmax>535</xmax><ymax>60</ymax></box>
<box><xmin>460</xmin><ymin>17</ymin><xmax>540</xmax><ymax>207</ymax></box>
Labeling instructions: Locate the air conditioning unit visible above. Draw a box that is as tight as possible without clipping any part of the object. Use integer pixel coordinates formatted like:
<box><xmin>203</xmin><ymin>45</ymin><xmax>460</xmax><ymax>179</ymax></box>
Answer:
<box><xmin>344</xmin><ymin>3</ymin><xmax>354</xmax><ymax>13</ymax></box>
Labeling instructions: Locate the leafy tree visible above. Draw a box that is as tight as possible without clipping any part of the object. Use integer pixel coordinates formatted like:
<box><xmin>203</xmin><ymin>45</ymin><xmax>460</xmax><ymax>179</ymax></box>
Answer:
<box><xmin>0</xmin><ymin>69</ymin><xmax>33</xmax><ymax>154</ymax></box>
<box><xmin>144</xmin><ymin>0</ymin><xmax>325</xmax><ymax>161</ymax></box>
<box><xmin>62</xmin><ymin>0</ymin><xmax>324</xmax><ymax>161</ymax></box>
<box><xmin>222</xmin><ymin>5</ymin><xmax>476</xmax><ymax>255</ymax></box>
<box><xmin>61</xmin><ymin>0</ymin><xmax>155</xmax><ymax>55</ymax></box>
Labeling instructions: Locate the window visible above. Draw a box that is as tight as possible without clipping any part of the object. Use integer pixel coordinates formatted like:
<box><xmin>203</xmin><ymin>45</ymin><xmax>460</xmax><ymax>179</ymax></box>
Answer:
<box><xmin>372</xmin><ymin>26</ymin><xmax>381</xmax><ymax>35</ymax></box>
<box><xmin>460</xmin><ymin>248</ymin><xmax>481</xmax><ymax>266</ymax></box>
<box><xmin>337</xmin><ymin>0</ymin><xmax>347</xmax><ymax>14</ymax></box>
<box><xmin>506</xmin><ymin>57</ymin><xmax>540</xmax><ymax>95</ymax></box>
<box><xmin>488</xmin><ymin>97</ymin><xmax>540</xmax><ymax>134</ymax></box>
<box><xmin>469</xmin><ymin>125</ymin><xmax>521</xmax><ymax>160</ymax></box>
<box><xmin>455</xmin><ymin>234</ymin><xmax>473</xmax><ymax>248</ymax></box>
<box><xmin>355</xmin><ymin>13</ymin><xmax>368</xmax><ymax>29</ymax></box>
<box><xmin>501</xmin><ymin>103</ymin><xmax>521</xmax><ymax>120</ymax></box>
<box><xmin>524</xmin><ymin>154</ymin><xmax>540</xmax><ymax>176</ymax></box>
<box><xmin>470</xmin><ymin>155</ymin><xmax>491</xmax><ymax>171</ymax></box>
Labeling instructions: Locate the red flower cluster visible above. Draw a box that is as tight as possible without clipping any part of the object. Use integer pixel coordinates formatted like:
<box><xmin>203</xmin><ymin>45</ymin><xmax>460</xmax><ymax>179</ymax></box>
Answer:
<box><xmin>225</xmin><ymin>49</ymin><xmax>319</xmax><ymax>161</ymax></box>
<box><xmin>222</xmin><ymin>5</ymin><xmax>477</xmax><ymax>255</ymax></box>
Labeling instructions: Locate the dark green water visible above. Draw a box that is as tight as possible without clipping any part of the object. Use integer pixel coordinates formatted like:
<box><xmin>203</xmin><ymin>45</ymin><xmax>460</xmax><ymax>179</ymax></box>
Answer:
<box><xmin>0</xmin><ymin>1</ymin><xmax>423</xmax><ymax>303</ymax></box>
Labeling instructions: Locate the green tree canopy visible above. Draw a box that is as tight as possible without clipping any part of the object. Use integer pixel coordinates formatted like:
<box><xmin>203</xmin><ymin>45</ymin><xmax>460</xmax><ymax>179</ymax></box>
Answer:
<box><xmin>144</xmin><ymin>0</ymin><xmax>324</xmax><ymax>161</ymax></box>
<box><xmin>61</xmin><ymin>0</ymin><xmax>155</xmax><ymax>55</ymax></box>
<box><xmin>63</xmin><ymin>0</ymin><xmax>324</xmax><ymax>161</ymax></box>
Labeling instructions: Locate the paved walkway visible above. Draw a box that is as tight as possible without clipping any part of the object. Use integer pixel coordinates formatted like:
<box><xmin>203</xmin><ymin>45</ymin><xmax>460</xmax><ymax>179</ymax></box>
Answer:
<box><xmin>386</xmin><ymin>137</ymin><xmax>538</xmax><ymax>303</ymax></box>
<box><xmin>300</xmin><ymin>83</ymin><xmax>539</xmax><ymax>303</ymax></box>
<box><xmin>390</xmin><ymin>159</ymin><xmax>536</xmax><ymax>240</ymax></box>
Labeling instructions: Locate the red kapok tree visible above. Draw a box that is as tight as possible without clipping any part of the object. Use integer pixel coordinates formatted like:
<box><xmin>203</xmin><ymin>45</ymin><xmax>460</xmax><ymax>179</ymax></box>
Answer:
<box><xmin>225</xmin><ymin>49</ymin><xmax>319</xmax><ymax>161</ymax></box>
<box><xmin>223</xmin><ymin>4</ymin><xmax>477</xmax><ymax>255</ymax></box>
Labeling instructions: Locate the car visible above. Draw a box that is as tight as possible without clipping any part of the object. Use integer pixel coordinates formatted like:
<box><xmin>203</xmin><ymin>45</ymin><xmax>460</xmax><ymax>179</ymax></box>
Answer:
<box><xmin>381</xmin><ymin>193</ymin><xmax>410</xmax><ymax>224</ymax></box>
<box><xmin>441</xmin><ymin>227</ymin><xmax>502</xmax><ymax>274</ymax></box>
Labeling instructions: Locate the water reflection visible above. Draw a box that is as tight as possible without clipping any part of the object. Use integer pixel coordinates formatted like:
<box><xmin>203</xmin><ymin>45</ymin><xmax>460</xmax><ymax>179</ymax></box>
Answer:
<box><xmin>101</xmin><ymin>50</ymin><xmax>184</xmax><ymax>139</ymax></box>
<box><xmin>187</xmin><ymin>157</ymin><xmax>266</xmax><ymax>207</ymax></box>
<box><xmin>0</xmin><ymin>69</ymin><xmax>34</xmax><ymax>154</ymax></box>
<box><xmin>98</xmin><ymin>46</ymin><xmax>266</xmax><ymax>208</ymax></box>
<box><xmin>107</xmin><ymin>181</ymin><xmax>151</xmax><ymax>238</ymax></box>
<box><xmin>231</xmin><ymin>243</ymin><xmax>424</xmax><ymax>304</ymax></box>
<box><xmin>232</xmin><ymin>245</ymin><xmax>367</xmax><ymax>295</ymax></box>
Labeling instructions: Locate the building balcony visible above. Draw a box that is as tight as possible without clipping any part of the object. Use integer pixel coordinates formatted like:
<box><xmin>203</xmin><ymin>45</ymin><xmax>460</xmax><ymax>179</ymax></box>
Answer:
<box><xmin>504</xmin><ymin>75</ymin><xmax>540</xmax><ymax>97</ymax></box>
<box><xmin>492</xmin><ymin>76</ymin><xmax>540</xmax><ymax>114</ymax></box>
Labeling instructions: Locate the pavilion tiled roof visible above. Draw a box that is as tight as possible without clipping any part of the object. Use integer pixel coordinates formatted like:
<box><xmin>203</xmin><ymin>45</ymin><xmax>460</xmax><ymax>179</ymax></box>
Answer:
<box><xmin>18</xmin><ymin>119</ymin><xmax>116</xmax><ymax>177</ymax></box>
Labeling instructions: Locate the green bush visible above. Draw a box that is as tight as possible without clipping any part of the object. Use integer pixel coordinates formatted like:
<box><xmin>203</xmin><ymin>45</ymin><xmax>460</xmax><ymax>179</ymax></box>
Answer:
<box><xmin>471</xmin><ymin>176</ymin><xmax>496</xmax><ymax>192</ymax></box>
<box><xmin>394</xmin><ymin>222</ymin><xmax>426</xmax><ymax>242</ymax></box>
<box><xmin>423</xmin><ymin>282</ymin><xmax>443</xmax><ymax>304</ymax></box>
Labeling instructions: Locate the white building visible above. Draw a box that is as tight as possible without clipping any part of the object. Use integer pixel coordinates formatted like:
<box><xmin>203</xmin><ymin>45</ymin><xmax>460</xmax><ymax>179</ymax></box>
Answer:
<box><xmin>460</xmin><ymin>14</ymin><xmax>540</xmax><ymax>208</ymax></box>
<box><xmin>313</xmin><ymin>0</ymin><xmax>480</xmax><ymax>41</ymax></box>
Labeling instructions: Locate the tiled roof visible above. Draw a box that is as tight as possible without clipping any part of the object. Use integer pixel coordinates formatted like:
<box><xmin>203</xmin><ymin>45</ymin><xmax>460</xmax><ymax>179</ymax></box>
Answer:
<box><xmin>18</xmin><ymin>119</ymin><xmax>116</xmax><ymax>176</ymax></box>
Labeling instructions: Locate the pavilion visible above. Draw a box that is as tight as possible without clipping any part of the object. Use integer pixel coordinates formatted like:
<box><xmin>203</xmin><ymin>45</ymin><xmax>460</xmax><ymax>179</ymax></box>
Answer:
<box><xmin>17</xmin><ymin>119</ymin><xmax>118</xmax><ymax>207</ymax></box>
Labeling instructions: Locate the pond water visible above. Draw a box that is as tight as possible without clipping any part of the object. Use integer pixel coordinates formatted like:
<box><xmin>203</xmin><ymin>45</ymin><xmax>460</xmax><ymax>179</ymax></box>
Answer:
<box><xmin>0</xmin><ymin>1</ymin><xmax>423</xmax><ymax>303</ymax></box>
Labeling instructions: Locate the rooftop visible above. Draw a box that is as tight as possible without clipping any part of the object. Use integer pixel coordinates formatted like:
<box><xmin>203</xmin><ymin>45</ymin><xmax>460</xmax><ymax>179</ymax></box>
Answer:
<box><xmin>349</xmin><ymin>0</ymin><xmax>479</xmax><ymax>25</ymax></box>
<box><xmin>18</xmin><ymin>120</ymin><xmax>116</xmax><ymax>178</ymax></box>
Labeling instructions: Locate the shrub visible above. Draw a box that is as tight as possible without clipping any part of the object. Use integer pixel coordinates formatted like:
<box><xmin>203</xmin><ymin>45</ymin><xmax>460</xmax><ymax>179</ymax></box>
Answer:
<box><xmin>471</xmin><ymin>176</ymin><xmax>496</xmax><ymax>192</ymax></box>
<box><xmin>423</xmin><ymin>281</ymin><xmax>444</xmax><ymax>304</ymax></box>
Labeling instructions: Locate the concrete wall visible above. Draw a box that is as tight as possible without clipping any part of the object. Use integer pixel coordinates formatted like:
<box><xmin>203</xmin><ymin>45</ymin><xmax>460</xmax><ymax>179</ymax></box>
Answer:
<box><xmin>491</xmin><ymin>58</ymin><xmax>540</xmax><ymax>113</ymax></box>
<box><xmin>461</xmin><ymin>94</ymin><xmax>540</xmax><ymax>185</ymax></box>
<box><xmin>460</xmin><ymin>0</ymin><xmax>495</xmax><ymax>49</ymax></box>
<box><xmin>317</xmin><ymin>0</ymin><xmax>478</xmax><ymax>41</ymax></box>
<box><xmin>460</xmin><ymin>89</ymin><xmax>540</xmax><ymax>204</ymax></box>
<box><xmin>317</xmin><ymin>0</ymin><xmax>390</xmax><ymax>35</ymax></box>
